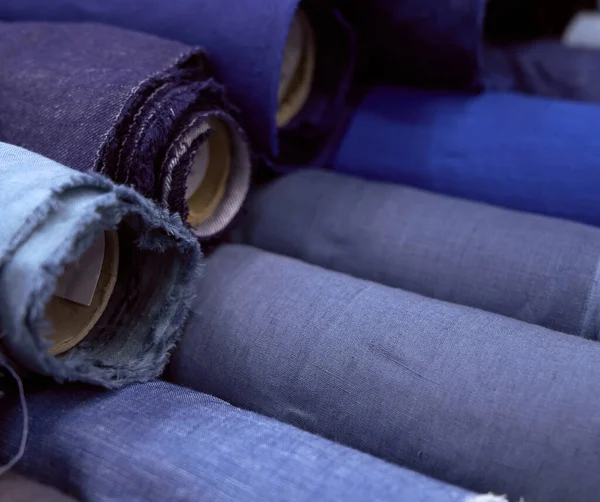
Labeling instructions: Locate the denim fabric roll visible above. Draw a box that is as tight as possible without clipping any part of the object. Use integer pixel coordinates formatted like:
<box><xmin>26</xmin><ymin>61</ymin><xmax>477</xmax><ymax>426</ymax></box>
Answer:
<box><xmin>170</xmin><ymin>245</ymin><xmax>600</xmax><ymax>502</ymax></box>
<box><xmin>0</xmin><ymin>142</ymin><xmax>200</xmax><ymax>387</ymax></box>
<box><xmin>232</xmin><ymin>169</ymin><xmax>600</xmax><ymax>338</ymax></box>
<box><xmin>484</xmin><ymin>40</ymin><xmax>600</xmax><ymax>102</ymax></box>
<box><xmin>333</xmin><ymin>86</ymin><xmax>600</xmax><ymax>227</ymax></box>
<box><xmin>0</xmin><ymin>22</ymin><xmax>251</xmax><ymax>239</ymax></box>
<box><xmin>0</xmin><ymin>473</ymin><xmax>76</xmax><ymax>502</ymax></box>
<box><xmin>0</xmin><ymin>381</ymin><xmax>498</xmax><ymax>502</ymax></box>
<box><xmin>0</xmin><ymin>2</ymin><xmax>355</xmax><ymax>167</ymax></box>
<box><xmin>334</xmin><ymin>0</ymin><xmax>486</xmax><ymax>88</ymax></box>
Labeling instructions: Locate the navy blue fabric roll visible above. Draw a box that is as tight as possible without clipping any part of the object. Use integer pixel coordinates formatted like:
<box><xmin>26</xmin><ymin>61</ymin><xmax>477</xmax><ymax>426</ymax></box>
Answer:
<box><xmin>484</xmin><ymin>40</ymin><xmax>600</xmax><ymax>102</ymax></box>
<box><xmin>233</xmin><ymin>169</ymin><xmax>600</xmax><ymax>338</ymax></box>
<box><xmin>0</xmin><ymin>381</ymin><xmax>490</xmax><ymax>502</ymax></box>
<box><xmin>170</xmin><ymin>244</ymin><xmax>600</xmax><ymax>502</ymax></box>
<box><xmin>0</xmin><ymin>0</ymin><xmax>355</xmax><ymax>166</ymax></box>
<box><xmin>334</xmin><ymin>0</ymin><xmax>486</xmax><ymax>88</ymax></box>
<box><xmin>333</xmin><ymin>86</ymin><xmax>600</xmax><ymax>226</ymax></box>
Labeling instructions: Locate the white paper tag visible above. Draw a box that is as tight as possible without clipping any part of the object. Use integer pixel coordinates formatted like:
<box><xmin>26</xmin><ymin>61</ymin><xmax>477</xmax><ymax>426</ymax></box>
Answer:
<box><xmin>54</xmin><ymin>232</ymin><xmax>105</xmax><ymax>306</ymax></box>
<box><xmin>185</xmin><ymin>138</ymin><xmax>210</xmax><ymax>200</ymax></box>
<box><xmin>563</xmin><ymin>11</ymin><xmax>600</xmax><ymax>48</ymax></box>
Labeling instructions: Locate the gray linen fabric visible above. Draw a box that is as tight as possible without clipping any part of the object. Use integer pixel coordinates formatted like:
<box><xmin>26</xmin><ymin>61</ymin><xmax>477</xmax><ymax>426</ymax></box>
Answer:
<box><xmin>170</xmin><ymin>244</ymin><xmax>600</xmax><ymax>502</ymax></box>
<box><xmin>232</xmin><ymin>169</ymin><xmax>600</xmax><ymax>338</ymax></box>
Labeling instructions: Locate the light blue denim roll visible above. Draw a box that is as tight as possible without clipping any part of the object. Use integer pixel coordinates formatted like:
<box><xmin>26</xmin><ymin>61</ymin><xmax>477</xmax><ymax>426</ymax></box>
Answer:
<box><xmin>0</xmin><ymin>381</ymin><xmax>498</xmax><ymax>502</ymax></box>
<box><xmin>0</xmin><ymin>142</ymin><xmax>201</xmax><ymax>387</ymax></box>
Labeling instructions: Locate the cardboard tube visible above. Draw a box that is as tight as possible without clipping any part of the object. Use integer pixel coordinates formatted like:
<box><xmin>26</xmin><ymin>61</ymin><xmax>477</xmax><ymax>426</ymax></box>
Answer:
<box><xmin>276</xmin><ymin>9</ymin><xmax>317</xmax><ymax>127</ymax></box>
<box><xmin>187</xmin><ymin>119</ymin><xmax>231</xmax><ymax>226</ymax></box>
<box><xmin>47</xmin><ymin>231</ymin><xmax>119</xmax><ymax>355</ymax></box>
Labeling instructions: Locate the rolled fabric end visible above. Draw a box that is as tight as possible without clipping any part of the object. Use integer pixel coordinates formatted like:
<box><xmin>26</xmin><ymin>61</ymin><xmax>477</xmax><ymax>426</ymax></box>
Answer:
<box><xmin>276</xmin><ymin>9</ymin><xmax>317</xmax><ymax>128</ymax></box>
<box><xmin>184</xmin><ymin>117</ymin><xmax>251</xmax><ymax>239</ymax></box>
<box><xmin>0</xmin><ymin>142</ymin><xmax>201</xmax><ymax>388</ymax></box>
<box><xmin>563</xmin><ymin>11</ymin><xmax>600</xmax><ymax>48</ymax></box>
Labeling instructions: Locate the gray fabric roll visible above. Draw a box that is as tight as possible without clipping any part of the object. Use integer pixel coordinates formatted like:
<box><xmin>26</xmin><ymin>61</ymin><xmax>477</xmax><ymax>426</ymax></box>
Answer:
<box><xmin>170</xmin><ymin>244</ymin><xmax>600</xmax><ymax>502</ymax></box>
<box><xmin>232</xmin><ymin>169</ymin><xmax>600</xmax><ymax>338</ymax></box>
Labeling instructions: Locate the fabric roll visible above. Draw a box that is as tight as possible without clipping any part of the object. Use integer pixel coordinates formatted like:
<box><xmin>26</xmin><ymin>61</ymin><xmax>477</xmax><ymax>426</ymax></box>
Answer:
<box><xmin>484</xmin><ymin>40</ymin><xmax>600</xmax><ymax>102</ymax></box>
<box><xmin>232</xmin><ymin>169</ymin><xmax>600</xmax><ymax>338</ymax></box>
<box><xmin>0</xmin><ymin>142</ymin><xmax>200</xmax><ymax>388</ymax></box>
<box><xmin>0</xmin><ymin>473</ymin><xmax>76</xmax><ymax>502</ymax></box>
<box><xmin>0</xmin><ymin>2</ymin><xmax>355</xmax><ymax>167</ymax></box>
<box><xmin>0</xmin><ymin>22</ymin><xmax>251</xmax><ymax>239</ymax></box>
<box><xmin>0</xmin><ymin>381</ymin><xmax>497</xmax><ymax>502</ymax></box>
<box><xmin>170</xmin><ymin>244</ymin><xmax>600</xmax><ymax>502</ymax></box>
<box><xmin>333</xmin><ymin>0</ymin><xmax>487</xmax><ymax>88</ymax></box>
<box><xmin>333</xmin><ymin>86</ymin><xmax>600</xmax><ymax>227</ymax></box>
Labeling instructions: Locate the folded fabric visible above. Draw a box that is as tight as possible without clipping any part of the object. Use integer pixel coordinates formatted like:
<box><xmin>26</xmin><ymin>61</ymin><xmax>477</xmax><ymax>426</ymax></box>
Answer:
<box><xmin>232</xmin><ymin>169</ymin><xmax>600</xmax><ymax>338</ymax></box>
<box><xmin>170</xmin><ymin>244</ymin><xmax>600</xmax><ymax>502</ymax></box>
<box><xmin>333</xmin><ymin>86</ymin><xmax>600</xmax><ymax>226</ymax></box>
<box><xmin>484</xmin><ymin>40</ymin><xmax>600</xmax><ymax>102</ymax></box>
<box><xmin>0</xmin><ymin>142</ymin><xmax>200</xmax><ymax>388</ymax></box>
<box><xmin>0</xmin><ymin>2</ymin><xmax>355</xmax><ymax>167</ymax></box>
<box><xmin>0</xmin><ymin>473</ymin><xmax>76</xmax><ymax>502</ymax></box>
<box><xmin>0</xmin><ymin>22</ymin><xmax>251</xmax><ymax>239</ymax></box>
<box><xmin>0</xmin><ymin>381</ymin><xmax>499</xmax><ymax>502</ymax></box>
<box><xmin>333</xmin><ymin>0</ymin><xmax>486</xmax><ymax>88</ymax></box>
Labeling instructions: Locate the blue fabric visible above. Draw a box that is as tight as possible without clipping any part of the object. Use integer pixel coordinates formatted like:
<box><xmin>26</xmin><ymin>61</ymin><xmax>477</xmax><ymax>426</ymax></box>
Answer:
<box><xmin>233</xmin><ymin>169</ymin><xmax>600</xmax><ymax>338</ymax></box>
<box><xmin>0</xmin><ymin>21</ymin><xmax>251</xmax><ymax>239</ymax></box>
<box><xmin>484</xmin><ymin>40</ymin><xmax>600</xmax><ymax>103</ymax></box>
<box><xmin>333</xmin><ymin>86</ymin><xmax>600</xmax><ymax>226</ymax></box>
<box><xmin>334</xmin><ymin>0</ymin><xmax>486</xmax><ymax>88</ymax></box>
<box><xmin>0</xmin><ymin>381</ymin><xmax>485</xmax><ymax>502</ymax></box>
<box><xmin>171</xmin><ymin>244</ymin><xmax>600</xmax><ymax>502</ymax></box>
<box><xmin>0</xmin><ymin>142</ymin><xmax>201</xmax><ymax>387</ymax></box>
<box><xmin>0</xmin><ymin>0</ymin><xmax>355</xmax><ymax>166</ymax></box>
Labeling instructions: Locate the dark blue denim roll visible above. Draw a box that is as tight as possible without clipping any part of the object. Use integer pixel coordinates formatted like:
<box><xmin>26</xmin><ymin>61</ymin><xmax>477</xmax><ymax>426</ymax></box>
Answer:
<box><xmin>233</xmin><ymin>169</ymin><xmax>600</xmax><ymax>338</ymax></box>
<box><xmin>333</xmin><ymin>86</ymin><xmax>600</xmax><ymax>227</ymax></box>
<box><xmin>0</xmin><ymin>22</ymin><xmax>252</xmax><ymax>239</ymax></box>
<box><xmin>0</xmin><ymin>1</ymin><xmax>355</xmax><ymax>167</ymax></box>
<box><xmin>334</xmin><ymin>0</ymin><xmax>486</xmax><ymax>88</ymax></box>
<box><xmin>484</xmin><ymin>40</ymin><xmax>600</xmax><ymax>102</ymax></box>
<box><xmin>170</xmin><ymin>244</ymin><xmax>600</xmax><ymax>502</ymax></box>
<box><xmin>0</xmin><ymin>381</ymin><xmax>493</xmax><ymax>502</ymax></box>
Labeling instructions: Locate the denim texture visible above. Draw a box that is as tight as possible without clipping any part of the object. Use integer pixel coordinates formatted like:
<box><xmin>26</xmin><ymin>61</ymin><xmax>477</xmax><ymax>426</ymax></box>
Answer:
<box><xmin>333</xmin><ymin>86</ymin><xmax>600</xmax><ymax>227</ymax></box>
<box><xmin>0</xmin><ymin>473</ymin><xmax>76</xmax><ymax>502</ymax></box>
<box><xmin>0</xmin><ymin>1</ymin><xmax>355</xmax><ymax>167</ymax></box>
<box><xmin>0</xmin><ymin>22</ymin><xmax>250</xmax><ymax>239</ymax></box>
<box><xmin>0</xmin><ymin>142</ymin><xmax>201</xmax><ymax>387</ymax></box>
<box><xmin>334</xmin><ymin>0</ymin><xmax>486</xmax><ymax>88</ymax></box>
<box><xmin>0</xmin><ymin>380</ymin><xmax>496</xmax><ymax>502</ymax></box>
<box><xmin>234</xmin><ymin>169</ymin><xmax>600</xmax><ymax>338</ymax></box>
<box><xmin>170</xmin><ymin>244</ymin><xmax>600</xmax><ymax>502</ymax></box>
<box><xmin>484</xmin><ymin>40</ymin><xmax>600</xmax><ymax>102</ymax></box>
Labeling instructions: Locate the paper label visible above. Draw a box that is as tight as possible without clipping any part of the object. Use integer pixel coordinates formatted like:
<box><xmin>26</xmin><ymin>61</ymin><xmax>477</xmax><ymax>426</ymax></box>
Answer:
<box><xmin>54</xmin><ymin>232</ymin><xmax>105</xmax><ymax>306</ymax></box>
<box><xmin>185</xmin><ymin>138</ymin><xmax>210</xmax><ymax>200</ymax></box>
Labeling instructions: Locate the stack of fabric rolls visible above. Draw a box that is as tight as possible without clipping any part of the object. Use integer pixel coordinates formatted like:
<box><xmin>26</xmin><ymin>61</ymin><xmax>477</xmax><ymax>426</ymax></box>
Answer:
<box><xmin>0</xmin><ymin>1</ymin><xmax>599</xmax><ymax>501</ymax></box>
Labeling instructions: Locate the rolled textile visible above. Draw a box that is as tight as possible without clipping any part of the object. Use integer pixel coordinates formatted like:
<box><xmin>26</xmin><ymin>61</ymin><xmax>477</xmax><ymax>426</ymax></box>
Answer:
<box><xmin>0</xmin><ymin>22</ymin><xmax>251</xmax><ymax>239</ymax></box>
<box><xmin>0</xmin><ymin>142</ymin><xmax>200</xmax><ymax>387</ymax></box>
<box><xmin>0</xmin><ymin>473</ymin><xmax>76</xmax><ymax>502</ymax></box>
<box><xmin>232</xmin><ymin>169</ymin><xmax>600</xmax><ymax>338</ymax></box>
<box><xmin>484</xmin><ymin>40</ymin><xmax>600</xmax><ymax>102</ymax></box>
<box><xmin>0</xmin><ymin>381</ymin><xmax>497</xmax><ymax>502</ymax></box>
<box><xmin>333</xmin><ymin>0</ymin><xmax>487</xmax><ymax>88</ymax></box>
<box><xmin>170</xmin><ymin>244</ymin><xmax>600</xmax><ymax>502</ymax></box>
<box><xmin>332</xmin><ymin>86</ymin><xmax>600</xmax><ymax>227</ymax></box>
<box><xmin>0</xmin><ymin>1</ymin><xmax>355</xmax><ymax>167</ymax></box>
